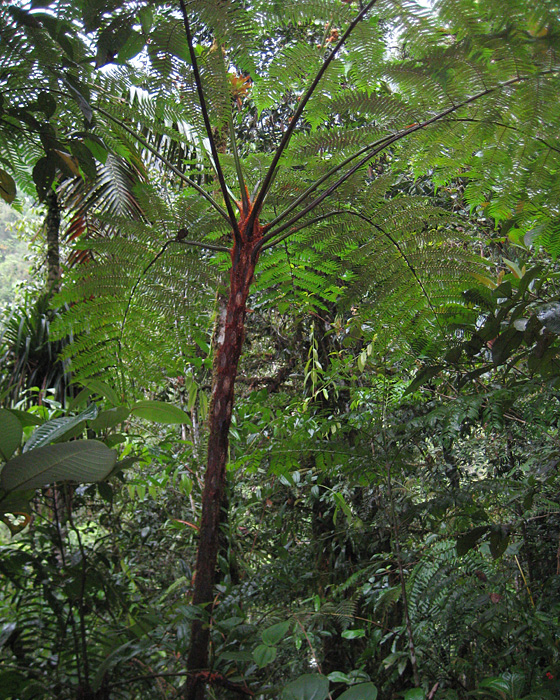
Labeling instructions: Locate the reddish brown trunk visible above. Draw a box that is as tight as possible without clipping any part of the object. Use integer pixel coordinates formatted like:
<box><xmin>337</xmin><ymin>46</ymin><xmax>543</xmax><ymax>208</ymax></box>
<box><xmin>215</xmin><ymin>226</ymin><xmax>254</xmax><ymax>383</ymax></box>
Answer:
<box><xmin>184</xmin><ymin>220</ymin><xmax>261</xmax><ymax>700</ymax></box>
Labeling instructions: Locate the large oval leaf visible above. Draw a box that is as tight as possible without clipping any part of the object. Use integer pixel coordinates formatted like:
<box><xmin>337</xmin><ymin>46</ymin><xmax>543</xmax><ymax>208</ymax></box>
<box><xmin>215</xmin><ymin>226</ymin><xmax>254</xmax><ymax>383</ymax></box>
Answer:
<box><xmin>0</xmin><ymin>168</ymin><xmax>16</xmax><ymax>204</ymax></box>
<box><xmin>262</xmin><ymin>621</ymin><xmax>291</xmax><ymax>646</ymax></box>
<box><xmin>131</xmin><ymin>400</ymin><xmax>190</xmax><ymax>424</ymax></box>
<box><xmin>252</xmin><ymin>644</ymin><xmax>277</xmax><ymax>668</ymax></box>
<box><xmin>6</xmin><ymin>409</ymin><xmax>43</xmax><ymax>428</ymax></box>
<box><xmin>0</xmin><ymin>410</ymin><xmax>22</xmax><ymax>462</ymax></box>
<box><xmin>89</xmin><ymin>407</ymin><xmax>130</xmax><ymax>432</ymax></box>
<box><xmin>281</xmin><ymin>674</ymin><xmax>330</xmax><ymax>700</ymax></box>
<box><xmin>1</xmin><ymin>440</ymin><xmax>117</xmax><ymax>492</ymax></box>
<box><xmin>23</xmin><ymin>404</ymin><xmax>98</xmax><ymax>452</ymax></box>
<box><xmin>338</xmin><ymin>683</ymin><xmax>378</xmax><ymax>700</ymax></box>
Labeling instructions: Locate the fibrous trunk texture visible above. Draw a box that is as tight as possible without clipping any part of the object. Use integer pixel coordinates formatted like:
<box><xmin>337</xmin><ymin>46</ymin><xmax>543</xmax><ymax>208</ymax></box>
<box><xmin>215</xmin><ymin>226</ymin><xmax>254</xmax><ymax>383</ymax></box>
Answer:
<box><xmin>185</xmin><ymin>225</ymin><xmax>260</xmax><ymax>700</ymax></box>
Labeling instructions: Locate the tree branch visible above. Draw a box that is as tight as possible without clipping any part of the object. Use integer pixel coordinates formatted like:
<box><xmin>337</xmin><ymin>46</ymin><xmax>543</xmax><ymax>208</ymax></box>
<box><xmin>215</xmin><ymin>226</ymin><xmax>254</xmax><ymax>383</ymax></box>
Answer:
<box><xmin>178</xmin><ymin>0</ymin><xmax>241</xmax><ymax>243</ymax></box>
<box><xmin>246</xmin><ymin>0</ymin><xmax>380</xmax><ymax>233</ymax></box>
<box><xmin>96</xmin><ymin>106</ymin><xmax>230</xmax><ymax>222</ymax></box>
<box><xmin>259</xmin><ymin>71</ymin><xmax>558</xmax><ymax>247</ymax></box>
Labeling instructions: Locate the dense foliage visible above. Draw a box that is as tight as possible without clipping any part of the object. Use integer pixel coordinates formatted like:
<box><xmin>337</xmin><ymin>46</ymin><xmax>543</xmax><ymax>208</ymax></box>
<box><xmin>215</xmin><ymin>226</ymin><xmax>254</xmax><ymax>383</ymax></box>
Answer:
<box><xmin>1</xmin><ymin>1</ymin><xmax>560</xmax><ymax>699</ymax></box>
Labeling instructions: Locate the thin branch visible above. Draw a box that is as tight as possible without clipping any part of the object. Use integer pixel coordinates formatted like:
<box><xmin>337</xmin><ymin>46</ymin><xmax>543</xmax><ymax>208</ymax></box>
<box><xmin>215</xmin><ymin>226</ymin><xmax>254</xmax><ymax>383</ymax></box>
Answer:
<box><xmin>261</xmin><ymin>211</ymin><xmax>342</xmax><ymax>251</ymax></box>
<box><xmin>176</xmin><ymin>238</ymin><xmax>230</xmax><ymax>253</ymax></box>
<box><xmin>96</xmin><ymin>106</ymin><xmax>229</xmax><ymax>222</ymax></box>
<box><xmin>260</xmin><ymin>71</ymin><xmax>559</xmax><ymax>246</ymax></box>
<box><xmin>262</xmin><ymin>133</ymin><xmax>396</xmax><ymax>234</ymax></box>
<box><xmin>229</xmin><ymin>113</ymin><xmax>249</xmax><ymax>215</ymax></box>
<box><xmin>246</xmin><ymin>0</ymin><xmax>380</xmax><ymax>232</ymax></box>
<box><xmin>178</xmin><ymin>0</ymin><xmax>241</xmax><ymax>242</ymax></box>
<box><xmin>441</xmin><ymin>117</ymin><xmax>560</xmax><ymax>155</ymax></box>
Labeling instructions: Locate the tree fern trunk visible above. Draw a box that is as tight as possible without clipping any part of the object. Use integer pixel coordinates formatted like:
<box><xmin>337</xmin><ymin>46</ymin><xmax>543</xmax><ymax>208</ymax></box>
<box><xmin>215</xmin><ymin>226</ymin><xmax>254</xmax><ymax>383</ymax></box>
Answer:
<box><xmin>185</xmin><ymin>230</ymin><xmax>260</xmax><ymax>700</ymax></box>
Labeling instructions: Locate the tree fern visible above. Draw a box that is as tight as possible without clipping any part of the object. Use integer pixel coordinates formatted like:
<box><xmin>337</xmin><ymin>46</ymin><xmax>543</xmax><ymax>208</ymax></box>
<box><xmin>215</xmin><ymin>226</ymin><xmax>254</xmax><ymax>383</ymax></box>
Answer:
<box><xmin>5</xmin><ymin>1</ymin><xmax>559</xmax><ymax>695</ymax></box>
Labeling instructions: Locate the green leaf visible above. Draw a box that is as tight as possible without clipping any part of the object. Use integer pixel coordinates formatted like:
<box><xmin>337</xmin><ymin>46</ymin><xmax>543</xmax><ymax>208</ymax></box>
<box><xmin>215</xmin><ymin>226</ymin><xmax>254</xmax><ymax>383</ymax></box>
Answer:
<box><xmin>23</xmin><ymin>404</ymin><xmax>99</xmax><ymax>452</ymax></box>
<box><xmin>262</xmin><ymin>620</ymin><xmax>291</xmax><ymax>646</ymax></box>
<box><xmin>0</xmin><ymin>168</ymin><xmax>16</xmax><ymax>204</ymax></box>
<box><xmin>64</xmin><ymin>75</ymin><xmax>93</xmax><ymax>124</ymax></box>
<box><xmin>489</xmin><ymin>526</ymin><xmax>509</xmax><ymax>559</ymax></box>
<box><xmin>6</xmin><ymin>409</ymin><xmax>43</xmax><ymax>427</ymax></box>
<box><xmin>89</xmin><ymin>407</ymin><xmax>130</xmax><ymax>432</ymax></box>
<box><xmin>456</xmin><ymin>526</ymin><xmax>489</xmax><ymax>556</ymax></box>
<box><xmin>252</xmin><ymin>644</ymin><xmax>277</xmax><ymax>668</ymax></box>
<box><xmin>1</xmin><ymin>440</ymin><xmax>117</xmax><ymax>492</ymax></box>
<box><xmin>37</xmin><ymin>91</ymin><xmax>57</xmax><ymax>119</ymax></box>
<box><xmin>32</xmin><ymin>155</ymin><xmax>56</xmax><ymax>201</ymax></box>
<box><xmin>405</xmin><ymin>365</ymin><xmax>443</xmax><ymax>395</ymax></box>
<box><xmin>138</xmin><ymin>6</ymin><xmax>153</xmax><ymax>34</ymax></box>
<box><xmin>117</xmin><ymin>31</ymin><xmax>145</xmax><ymax>62</ymax></box>
<box><xmin>131</xmin><ymin>400</ymin><xmax>190</xmax><ymax>424</ymax></box>
<box><xmin>333</xmin><ymin>492</ymin><xmax>353</xmax><ymax>520</ymax></box>
<box><xmin>404</xmin><ymin>689</ymin><xmax>424</xmax><ymax>700</ymax></box>
<box><xmin>281</xmin><ymin>674</ymin><xmax>330</xmax><ymax>700</ymax></box>
<box><xmin>338</xmin><ymin>683</ymin><xmax>378</xmax><ymax>700</ymax></box>
<box><xmin>96</xmin><ymin>23</ymin><xmax>132</xmax><ymax>67</ymax></box>
<box><xmin>491</xmin><ymin>328</ymin><xmax>524</xmax><ymax>365</ymax></box>
<box><xmin>327</xmin><ymin>672</ymin><xmax>351</xmax><ymax>684</ymax></box>
<box><xmin>83</xmin><ymin>136</ymin><xmax>109</xmax><ymax>165</ymax></box>
<box><xmin>0</xmin><ymin>488</ymin><xmax>33</xmax><ymax>523</ymax></box>
<box><xmin>0</xmin><ymin>409</ymin><xmax>22</xmax><ymax>462</ymax></box>
<box><xmin>69</xmin><ymin>140</ymin><xmax>97</xmax><ymax>180</ymax></box>
<box><xmin>82</xmin><ymin>379</ymin><xmax>119</xmax><ymax>406</ymax></box>
<box><xmin>341</xmin><ymin>629</ymin><xmax>366</xmax><ymax>639</ymax></box>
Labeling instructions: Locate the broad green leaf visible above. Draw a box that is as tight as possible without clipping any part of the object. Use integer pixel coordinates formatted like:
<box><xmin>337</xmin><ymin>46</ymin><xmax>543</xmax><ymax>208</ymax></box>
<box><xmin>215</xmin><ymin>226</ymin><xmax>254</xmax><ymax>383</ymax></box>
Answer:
<box><xmin>338</xmin><ymin>683</ymin><xmax>378</xmax><ymax>700</ymax></box>
<box><xmin>404</xmin><ymin>689</ymin><xmax>424</xmax><ymax>700</ymax></box>
<box><xmin>341</xmin><ymin>629</ymin><xmax>365</xmax><ymax>639</ymax></box>
<box><xmin>262</xmin><ymin>620</ymin><xmax>291</xmax><ymax>646</ymax></box>
<box><xmin>0</xmin><ymin>409</ymin><xmax>22</xmax><ymax>462</ymax></box>
<box><xmin>357</xmin><ymin>349</ymin><xmax>367</xmax><ymax>372</ymax></box>
<box><xmin>83</xmin><ymin>136</ymin><xmax>109</xmax><ymax>165</ymax></box>
<box><xmin>1</xmin><ymin>440</ymin><xmax>117</xmax><ymax>492</ymax></box>
<box><xmin>67</xmin><ymin>387</ymin><xmax>93</xmax><ymax>411</ymax></box>
<box><xmin>89</xmin><ymin>407</ymin><xmax>130</xmax><ymax>432</ymax></box>
<box><xmin>131</xmin><ymin>400</ymin><xmax>190</xmax><ymax>424</ymax></box>
<box><xmin>6</xmin><ymin>409</ymin><xmax>43</xmax><ymax>427</ymax></box>
<box><xmin>32</xmin><ymin>155</ymin><xmax>56</xmax><ymax>201</ymax></box>
<box><xmin>83</xmin><ymin>379</ymin><xmax>119</xmax><ymax>406</ymax></box>
<box><xmin>0</xmin><ymin>168</ymin><xmax>16</xmax><ymax>204</ymax></box>
<box><xmin>118</xmin><ymin>31</ymin><xmax>145</xmax><ymax>62</ymax></box>
<box><xmin>37</xmin><ymin>91</ymin><xmax>57</xmax><ymax>118</ymax></box>
<box><xmin>456</xmin><ymin>526</ymin><xmax>489</xmax><ymax>556</ymax></box>
<box><xmin>404</xmin><ymin>365</ymin><xmax>443</xmax><ymax>395</ymax></box>
<box><xmin>23</xmin><ymin>404</ymin><xmax>98</xmax><ymax>452</ymax></box>
<box><xmin>69</xmin><ymin>140</ymin><xmax>97</xmax><ymax>180</ymax></box>
<box><xmin>252</xmin><ymin>643</ymin><xmax>277</xmax><ymax>668</ymax></box>
<box><xmin>489</xmin><ymin>526</ymin><xmax>509</xmax><ymax>560</ymax></box>
<box><xmin>327</xmin><ymin>672</ymin><xmax>351</xmax><ymax>684</ymax></box>
<box><xmin>138</xmin><ymin>6</ymin><xmax>153</xmax><ymax>33</ymax></box>
<box><xmin>281</xmin><ymin>674</ymin><xmax>330</xmax><ymax>700</ymax></box>
<box><xmin>333</xmin><ymin>492</ymin><xmax>352</xmax><ymax>519</ymax></box>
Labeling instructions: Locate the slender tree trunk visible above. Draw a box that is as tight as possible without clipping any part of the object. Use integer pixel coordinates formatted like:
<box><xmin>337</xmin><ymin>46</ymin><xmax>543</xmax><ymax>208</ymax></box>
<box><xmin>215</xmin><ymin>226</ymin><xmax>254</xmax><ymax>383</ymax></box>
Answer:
<box><xmin>46</xmin><ymin>189</ymin><xmax>61</xmax><ymax>292</ymax></box>
<box><xmin>184</xmin><ymin>224</ymin><xmax>261</xmax><ymax>700</ymax></box>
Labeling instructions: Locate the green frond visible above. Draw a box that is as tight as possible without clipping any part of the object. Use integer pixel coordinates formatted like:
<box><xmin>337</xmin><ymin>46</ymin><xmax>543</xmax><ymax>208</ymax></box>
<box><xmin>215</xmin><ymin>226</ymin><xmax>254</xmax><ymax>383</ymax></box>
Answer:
<box><xmin>52</xmin><ymin>189</ymin><xmax>217</xmax><ymax>390</ymax></box>
<box><xmin>260</xmin><ymin>0</ymin><xmax>354</xmax><ymax>30</ymax></box>
<box><xmin>252</xmin><ymin>43</ymin><xmax>324</xmax><ymax>115</ymax></box>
